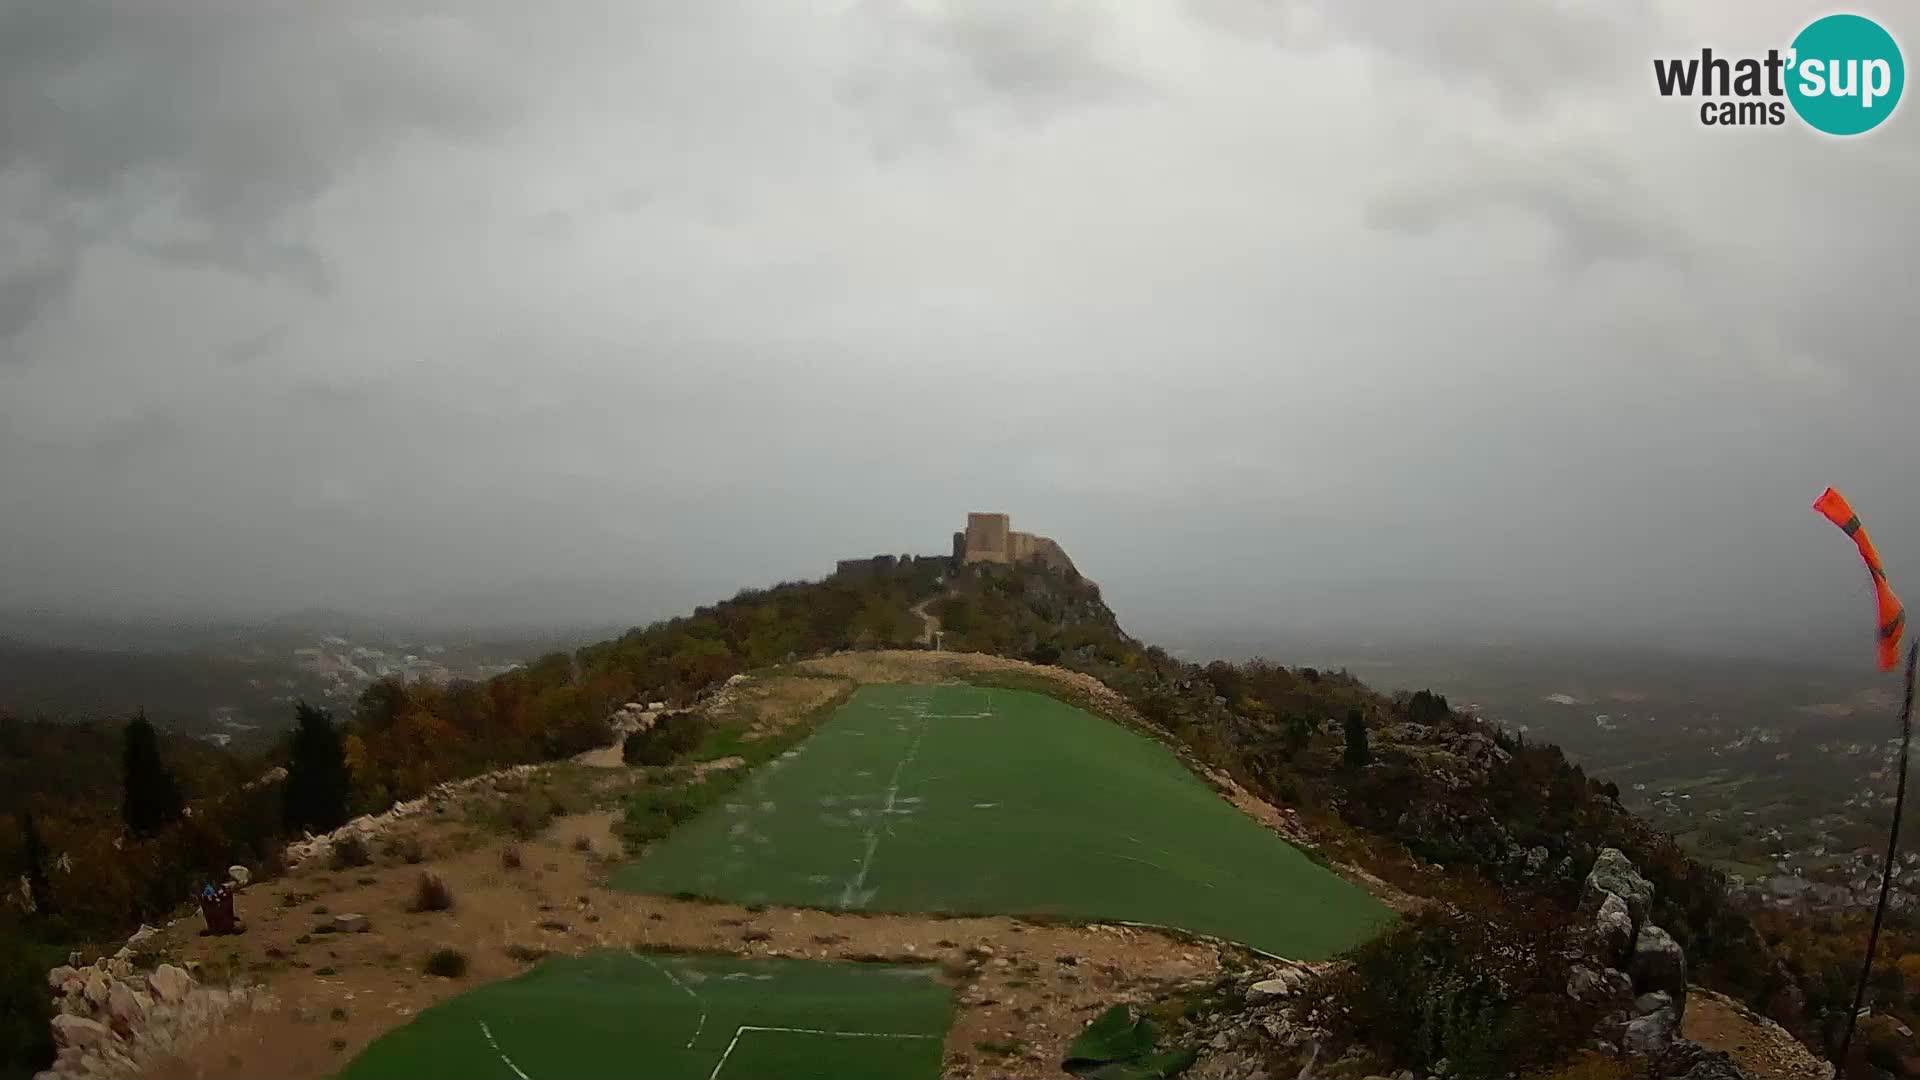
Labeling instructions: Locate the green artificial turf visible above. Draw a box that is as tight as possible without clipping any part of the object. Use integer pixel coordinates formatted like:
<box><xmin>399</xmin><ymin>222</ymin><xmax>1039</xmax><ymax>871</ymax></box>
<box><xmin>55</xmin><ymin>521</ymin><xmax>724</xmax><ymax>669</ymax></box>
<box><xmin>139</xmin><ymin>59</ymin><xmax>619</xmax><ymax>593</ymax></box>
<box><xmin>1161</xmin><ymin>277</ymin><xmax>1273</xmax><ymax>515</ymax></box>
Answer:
<box><xmin>336</xmin><ymin>951</ymin><xmax>952</xmax><ymax>1080</ymax></box>
<box><xmin>611</xmin><ymin>684</ymin><xmax>1391</xmax><ymax>960</ymax></box>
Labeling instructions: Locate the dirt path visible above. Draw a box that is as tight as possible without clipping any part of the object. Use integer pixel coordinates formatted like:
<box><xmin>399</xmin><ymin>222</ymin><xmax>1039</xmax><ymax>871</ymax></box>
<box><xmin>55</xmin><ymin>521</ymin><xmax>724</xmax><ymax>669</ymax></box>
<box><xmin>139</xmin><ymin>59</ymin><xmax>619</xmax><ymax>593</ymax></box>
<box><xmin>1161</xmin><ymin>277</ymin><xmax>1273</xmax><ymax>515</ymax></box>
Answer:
<box><xmin>141</xmin><ymin>805</ymin><xmax>1228</xmax><ymax>1080</ymax></box>
<box><xmin>910</xmin><ymin>597</ymin><xmax>942</xmax><ymax>647</ymax></box>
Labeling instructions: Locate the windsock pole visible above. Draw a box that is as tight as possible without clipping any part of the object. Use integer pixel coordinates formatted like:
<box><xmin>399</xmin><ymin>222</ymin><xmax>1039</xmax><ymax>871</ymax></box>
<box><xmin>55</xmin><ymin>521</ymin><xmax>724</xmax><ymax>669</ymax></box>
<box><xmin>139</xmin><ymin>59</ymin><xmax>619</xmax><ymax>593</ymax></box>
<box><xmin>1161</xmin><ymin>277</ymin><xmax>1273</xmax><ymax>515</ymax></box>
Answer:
<box><xmin>1838</xmin><ymin>639</ymin><xmax>1918</xmax><ymax>1068</ymax></box>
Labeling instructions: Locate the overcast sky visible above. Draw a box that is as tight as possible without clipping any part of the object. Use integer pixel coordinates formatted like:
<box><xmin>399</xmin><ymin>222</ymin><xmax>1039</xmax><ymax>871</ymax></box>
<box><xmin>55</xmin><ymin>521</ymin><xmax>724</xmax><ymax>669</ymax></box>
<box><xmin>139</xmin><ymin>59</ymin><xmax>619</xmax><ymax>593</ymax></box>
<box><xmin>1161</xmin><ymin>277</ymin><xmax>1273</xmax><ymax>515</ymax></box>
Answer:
<box><xmin>2</xmin><ymin>1</ymin><xmax>1916</xmax><ymax>664</ymax></box>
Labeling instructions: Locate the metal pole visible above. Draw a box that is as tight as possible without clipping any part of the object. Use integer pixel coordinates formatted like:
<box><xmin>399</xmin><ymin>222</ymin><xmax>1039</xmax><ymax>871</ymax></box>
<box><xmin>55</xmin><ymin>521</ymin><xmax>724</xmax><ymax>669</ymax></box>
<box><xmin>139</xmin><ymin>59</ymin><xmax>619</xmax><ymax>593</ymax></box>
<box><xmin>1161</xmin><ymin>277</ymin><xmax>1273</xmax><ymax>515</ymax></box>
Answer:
<box><xmin>1837</xmin><ymin>640</ymin><xmax>1919</xmax><ymax>1069</ymax></box>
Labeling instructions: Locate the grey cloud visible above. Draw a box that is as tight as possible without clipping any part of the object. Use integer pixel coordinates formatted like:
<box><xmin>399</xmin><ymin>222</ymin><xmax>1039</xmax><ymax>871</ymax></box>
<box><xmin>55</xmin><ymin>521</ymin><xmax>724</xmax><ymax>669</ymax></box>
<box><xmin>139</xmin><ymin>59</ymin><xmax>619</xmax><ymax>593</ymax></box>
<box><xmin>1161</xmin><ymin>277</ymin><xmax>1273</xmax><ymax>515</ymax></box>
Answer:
<box><xmin>839</xmin><ymin>0</ymin><xmax>1145</xmax><ymax>154</ymax></box>
<box><xmin>0</xmin><ymin>3</ymin><xmax>521</xmax><ymax>325</ymax></box>
<box><xmin>1366</xmin><ymin>155</ymin><xmax>1693</xmax><ymax>271</ymax></box>
<box><xmin>0</xmin><ymin>4</ymin><xmax>1914</xmax><ymax>663</ymax></box>
<box><xmin>0</xmin><ymin>256</ymin><xmax>75</xmax><ymax>344</ymax></box>
<box><xmin>1184</xmin><ymin>0</ymin><xmax>1654</xmax><ymax>108</ymax></box>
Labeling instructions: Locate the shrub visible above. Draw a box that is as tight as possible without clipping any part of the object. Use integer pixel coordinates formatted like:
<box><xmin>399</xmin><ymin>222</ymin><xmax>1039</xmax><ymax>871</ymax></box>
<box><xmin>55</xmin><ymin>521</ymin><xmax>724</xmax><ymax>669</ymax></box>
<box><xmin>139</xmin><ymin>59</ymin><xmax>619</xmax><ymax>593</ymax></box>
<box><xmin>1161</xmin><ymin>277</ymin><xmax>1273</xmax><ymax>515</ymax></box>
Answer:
<box><xmin>409</xmin><ymin>872</ymin><xmax>455</xmax><ymax>913</ymax></box>
<box><xmin>386</xmin><ymin>835</ymin><xmax>425</xmax><ymax>865</ymax></box>
<box><xmin>330</xmin><ymin>834</ymin><xmax>371</xmax><ymax>870</ymax></box>
<box><xmin>571</xmin><ymin>835</ymin><xmax>594</xmax><ymax>854</ymax></box>
<box><xmin>423</xmin><ymin>948</ymin><xmax>468</xmax><ymax>978</ymax></box>
<box><xmin>500</xmin><ymin>845</ymin><xmax>523</xmax><ymax>870</ymax></box>
<box><xmin>622</xmin><ymin>711</ymin><xmax>708</xmax><ymax>767</ymax></box>
<box><xmin>1313</xmin><ymin>906</ymin><xmax>1590</xmax><ymax>1079</ymax></box>
<box><xmin>0</xmin><ymin>933</ymin><xmax>55</xmax><ymax>1078</ymax></box>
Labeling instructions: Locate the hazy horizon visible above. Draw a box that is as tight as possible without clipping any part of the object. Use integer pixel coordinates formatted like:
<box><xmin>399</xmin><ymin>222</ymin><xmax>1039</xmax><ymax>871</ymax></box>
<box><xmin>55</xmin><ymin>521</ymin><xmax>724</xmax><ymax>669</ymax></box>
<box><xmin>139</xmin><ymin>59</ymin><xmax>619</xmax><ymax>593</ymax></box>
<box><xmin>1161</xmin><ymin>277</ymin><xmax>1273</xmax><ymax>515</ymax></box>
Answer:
<box><xmin>3</xmin><ymin>3</ymin><xmax>1915</xmax><ymax>671</ymax></box>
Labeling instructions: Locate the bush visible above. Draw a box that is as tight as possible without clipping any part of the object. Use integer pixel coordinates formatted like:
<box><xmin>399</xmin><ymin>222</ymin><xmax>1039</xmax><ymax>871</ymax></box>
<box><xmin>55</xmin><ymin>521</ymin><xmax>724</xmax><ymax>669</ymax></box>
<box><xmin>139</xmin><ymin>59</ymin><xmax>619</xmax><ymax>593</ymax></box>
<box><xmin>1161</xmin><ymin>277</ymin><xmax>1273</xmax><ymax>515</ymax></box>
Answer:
<box><xmin>409</xmin><ymin>872</ymin><xmax>454</xmax><ymax>913</ymax></box>
<box><xmin>622</xmin><ymin>712</ymin><xmax>708</xmax><ymax>767</ymax></box>
<box><xmin>500</xmin><ymin>844</ymin><xmax>523</xmax><ymax>870</ymax></box>
<box><xmin>330</xmin><ymin>834</ymin><xmax>371</xmax><ymax>871</ymax></box>
<box><xmin>1314</xmin><ymin>906</ymin><xmax>1590</xmax><ymax>1079</ymax></box>
<box><xmin>423</xmin><ymin>948</ymin><xmax>468</xmax><ymax>978</ymax></box>
<box><xmin>0</xmin><ymin>934</ymin><xmax>55</xmax><ymax>1079</ymax></box>
<box><xmin>385</xmin><ymin>835</ymin><xmax>425</xmax><ymax>865</ymax></box>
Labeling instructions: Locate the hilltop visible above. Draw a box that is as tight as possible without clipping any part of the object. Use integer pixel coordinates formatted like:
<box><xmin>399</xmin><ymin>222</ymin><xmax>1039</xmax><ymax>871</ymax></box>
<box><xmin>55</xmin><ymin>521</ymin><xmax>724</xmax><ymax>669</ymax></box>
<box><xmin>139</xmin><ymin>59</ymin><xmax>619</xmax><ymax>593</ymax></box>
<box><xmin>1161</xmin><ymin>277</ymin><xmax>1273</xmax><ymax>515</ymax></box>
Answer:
<box><xmin>0</xmin><ymin>520</ymin><xmax>1869</xmax><ymax>1080</ymax></box>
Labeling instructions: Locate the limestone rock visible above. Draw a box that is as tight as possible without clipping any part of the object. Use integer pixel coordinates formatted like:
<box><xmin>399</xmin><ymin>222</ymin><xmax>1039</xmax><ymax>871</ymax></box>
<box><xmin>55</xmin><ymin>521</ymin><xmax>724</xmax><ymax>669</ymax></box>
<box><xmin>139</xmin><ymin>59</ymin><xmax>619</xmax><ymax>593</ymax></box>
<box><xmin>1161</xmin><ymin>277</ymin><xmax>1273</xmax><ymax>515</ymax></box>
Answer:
<box><xmin>46</xmin><ymin>965</ymin><xmax>77</xmax><ymax>992</ymax></box>
<box><xmin>1635</xmin><ymin>991</ymin><xmax>1676</xmax><ymax>1017</ymax></box>
<box><xmin>1625</xmin><ymin>1006</ymin><xmax>1680</xmax><ymax>1057</ymax></box>
<box><xmin>147</xmin><ymin>964</ymin><xmax>193</xmax><ymax>1005</ymax></box>
<box><xmin>332</xmin><ymin>913</ymin><xmax>371</xmax><ymax>934</ymax></box>
<box><xmin>228</xmin><ymin>864</ymin><xmax>251</xmax><ymax>888</ymax></box>
<box><xmin>1629</xmin><ymin>926</ymin><xmax>1688</xmax><ymax>1010</ymax></box>
<box><xmin>106</xmin><ymin>981</ymin><xmax>147</xmax><ymax>1036</ymax></box>
<box><xmin>50</xmin><ymin>1014</ymin><xmax>114</xmax><ymax>1051</ymax></box>
<box><xmin>1568</xmin><ymin>964</ymin><xmax>1634</xmax><ymax>1008</ymax></box>
<box><xmin>1248</xmin><ymin>976</ymin><xmax>1297</xmax><ymax>1002</ymax></box>
<box><xmin>82</xmin><ymin>969</ymin><xmax>110</xmax><ymax>1008</ymax></box>
<box><xmin>1582</xmin><ymin>847</ymin><xmax>1654</xmax><ymax>928</ymax></box>
<box><xmin>1591</xmin><ymin>891</ymin><xmax>1635</xmax><ymax>966</ymax></box>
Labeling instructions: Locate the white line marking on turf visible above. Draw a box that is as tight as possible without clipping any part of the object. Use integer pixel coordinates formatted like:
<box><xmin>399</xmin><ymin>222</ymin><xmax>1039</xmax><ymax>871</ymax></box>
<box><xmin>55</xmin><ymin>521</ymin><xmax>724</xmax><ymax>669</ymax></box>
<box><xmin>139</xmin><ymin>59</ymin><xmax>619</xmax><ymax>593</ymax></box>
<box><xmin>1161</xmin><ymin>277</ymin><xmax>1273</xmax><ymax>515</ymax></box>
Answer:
<box><xmin>838</xmin><ymin>688</ymin><xmax>935</xmax><ymax>910</ymax></box>
<box><xmin>478</xmin><ymin>1020</ymin><xmax>531</xmax><ymax>1080</ymax></box>
<box><xmin>705</xmin><ymin>1025</ymin><xmax>939</xmax><ymax>1080</ymax></box>
<box><xmin>633</xmin><ymin>952</ymin><xmax>708</xmax><ymax>1049</ymax></box>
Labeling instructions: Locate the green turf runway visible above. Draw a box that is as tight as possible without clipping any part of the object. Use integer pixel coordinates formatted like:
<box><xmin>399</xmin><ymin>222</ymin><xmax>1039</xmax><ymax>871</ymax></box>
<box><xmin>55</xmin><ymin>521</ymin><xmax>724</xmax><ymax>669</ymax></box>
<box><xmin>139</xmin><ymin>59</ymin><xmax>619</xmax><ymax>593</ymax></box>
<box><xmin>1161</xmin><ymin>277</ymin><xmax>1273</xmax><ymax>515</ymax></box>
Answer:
<box><xmin>336</xmin><ymin>951</ymin><xmax>953</xmax><ymax>1080</ymax></box>
<box><xmin>611</xmin><ymin>684</ymin><xmax>1392</xmax><ymax>959</ymax></box>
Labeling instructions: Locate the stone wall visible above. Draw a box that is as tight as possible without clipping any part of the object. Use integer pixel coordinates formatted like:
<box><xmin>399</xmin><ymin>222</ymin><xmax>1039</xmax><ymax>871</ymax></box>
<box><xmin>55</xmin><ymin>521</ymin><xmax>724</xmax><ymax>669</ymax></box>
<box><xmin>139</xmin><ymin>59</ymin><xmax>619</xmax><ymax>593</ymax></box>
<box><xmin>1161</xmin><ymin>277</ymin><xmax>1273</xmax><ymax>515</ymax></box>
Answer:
<box><xmin>959</xmin><ymin>512</ymin><xmax>1077</xmax><ymax>575</ymax></box>
<box><xmin>962</xmin><ymin>512</ymin><xmax>1013</xmax><ymax>564</ymax></box>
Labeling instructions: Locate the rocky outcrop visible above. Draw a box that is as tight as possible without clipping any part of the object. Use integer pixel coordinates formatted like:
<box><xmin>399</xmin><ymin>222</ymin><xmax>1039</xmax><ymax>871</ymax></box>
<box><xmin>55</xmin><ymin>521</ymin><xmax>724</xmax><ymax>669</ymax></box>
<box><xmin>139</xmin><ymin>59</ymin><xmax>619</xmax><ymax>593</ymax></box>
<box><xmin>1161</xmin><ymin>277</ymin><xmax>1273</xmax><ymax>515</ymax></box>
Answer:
<box><xmin>1574</xmin><ymin>848</ymin><xmax>1740</xmax><ymax>1078</ymax></box>
<box><xmin>36</xmin><ymin>953</ymin><xmax>266</xmax><ymax>1080</ymax></box>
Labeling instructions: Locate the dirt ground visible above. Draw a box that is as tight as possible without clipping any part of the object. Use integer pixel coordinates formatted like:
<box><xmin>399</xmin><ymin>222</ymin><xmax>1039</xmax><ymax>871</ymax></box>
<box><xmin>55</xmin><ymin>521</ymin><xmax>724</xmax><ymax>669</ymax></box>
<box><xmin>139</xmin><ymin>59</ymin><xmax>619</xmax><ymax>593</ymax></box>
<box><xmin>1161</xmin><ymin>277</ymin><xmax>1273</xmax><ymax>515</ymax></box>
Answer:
<box><xmin>141</xmin><ymin>803</ymin><xmax>1223</xmax><ymax>1080</ymax></box>
<box><xmin>1684</xmin><ymin>989</ymin><xmax>1834</xmax><ymax>1080</ymax></box>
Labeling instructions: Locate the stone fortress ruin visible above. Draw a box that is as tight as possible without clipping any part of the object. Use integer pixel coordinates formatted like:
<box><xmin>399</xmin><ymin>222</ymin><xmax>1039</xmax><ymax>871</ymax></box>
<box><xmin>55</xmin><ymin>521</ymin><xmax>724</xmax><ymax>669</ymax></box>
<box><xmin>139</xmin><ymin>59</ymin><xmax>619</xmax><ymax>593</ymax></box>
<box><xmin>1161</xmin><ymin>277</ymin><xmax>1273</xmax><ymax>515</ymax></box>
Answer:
<box><xmin>832</xmin><ymin>513</ymin><xmax>1078</xmax><ymax>580</ymax></box>
<box><xmin>952</xmin><ymin>512</ymin><xmax>1077</xmax><ymax>574</ymax></box>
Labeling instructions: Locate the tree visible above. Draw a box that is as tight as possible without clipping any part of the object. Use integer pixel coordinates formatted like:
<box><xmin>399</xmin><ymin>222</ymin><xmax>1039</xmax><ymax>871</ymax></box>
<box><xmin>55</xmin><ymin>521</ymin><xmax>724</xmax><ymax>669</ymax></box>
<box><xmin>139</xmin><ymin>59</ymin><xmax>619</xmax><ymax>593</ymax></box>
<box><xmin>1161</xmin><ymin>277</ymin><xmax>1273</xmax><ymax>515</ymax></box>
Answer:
<box><xmin>1283</xmin><ymin>713</ymin><xmax>1316</xmax><ymax>756</ymax></box>
<box><xmin>19</xmin><ymin>810</ymin><xmax>53</xmax><ymax>916</ymax></box>
<box><xmin>122</xmin><ymin>713</ymin><xmax>184</xmax><ymax>838</ymax></box>
<box><xmin>1343</xmin><ymin>708</ymin><xmax>1371</xmax><ymax>768</ymax></box>
<box><xmin>283</xmin><ymin>702</ymin><xmax>351</xmax><ymax>836</ymax></box>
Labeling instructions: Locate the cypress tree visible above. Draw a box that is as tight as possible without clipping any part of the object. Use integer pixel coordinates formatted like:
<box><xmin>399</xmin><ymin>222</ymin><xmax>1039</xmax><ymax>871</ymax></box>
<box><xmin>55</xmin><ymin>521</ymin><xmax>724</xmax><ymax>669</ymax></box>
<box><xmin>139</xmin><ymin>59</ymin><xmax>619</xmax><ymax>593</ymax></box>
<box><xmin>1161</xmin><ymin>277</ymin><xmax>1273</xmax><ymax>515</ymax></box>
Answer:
<box><xmin>122</xmin><ymin>712</ymin><xmax>184</xmax><ymax>838</ymax></box>
<box><xmin>283</xmin><ymin>702</ymin><xmax>351</xmax><ymax>835</ymax></box>
<box><xmin>1343</xmin><ymin>708</ymin><xmax>1372</xmax><ymax>768</ymax></box>
<box><xmin>20</xmin><ymin>811</ymin><xmax>52</xmax><ymax>916</ymax></box>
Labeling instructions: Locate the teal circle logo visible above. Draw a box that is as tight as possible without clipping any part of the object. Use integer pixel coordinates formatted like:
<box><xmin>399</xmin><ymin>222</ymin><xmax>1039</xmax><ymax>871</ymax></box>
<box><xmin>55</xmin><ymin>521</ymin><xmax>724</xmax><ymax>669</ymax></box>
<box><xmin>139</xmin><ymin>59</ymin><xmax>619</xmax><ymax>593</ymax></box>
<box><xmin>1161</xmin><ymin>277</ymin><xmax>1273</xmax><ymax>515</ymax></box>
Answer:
<box><xmin>1787</xmin><ymin>14</ymin><xmax>1904</xmax><ymax>135</ymax></box>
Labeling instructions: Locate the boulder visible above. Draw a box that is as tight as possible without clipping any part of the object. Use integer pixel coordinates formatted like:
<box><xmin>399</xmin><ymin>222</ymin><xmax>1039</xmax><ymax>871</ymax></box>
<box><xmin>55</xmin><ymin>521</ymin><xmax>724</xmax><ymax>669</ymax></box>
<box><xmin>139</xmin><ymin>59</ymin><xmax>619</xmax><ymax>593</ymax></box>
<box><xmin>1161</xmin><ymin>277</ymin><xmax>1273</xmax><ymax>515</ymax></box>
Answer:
<box><xmin>1567</xmin><ymin>964</ymin><xmax>1634</xmax><ymax>1008</ymax></box>
<box><xmin>106</xmin><ymin>980</ymin><xmax>147</xmax><ymax>1036</ymax></box>
<box><xmin>1582</xmin><ymin>848</ymin><xmax>1654</xmax><ymax>928</ymax></box>
<box><xmin>1629</xmin><ymin>926</ymin><xmax>1688</xmax><ymax>1011</ymax></box>
<box><xmin>332</xmin><ymin>913</ymin><xmax>371</xmax><ymax>934</ymax></box>
<box><xmin>229</xmin><ymin>864</ymin><xmax>251</xmax><ymax>888</ymax></box>
<box><xmin>147</xmin><ymin>963</ymin><xmax>193</xmax><ymax>1005</ymax></box>
<box><xmin>1248</xmin><ymin>975</ymin><xmax>1297</xmax><ymax>1002</ymax></box>
<box><xmin>83</xmin><ymin>968</ymin><xmax>111</xmax><ymax>1008</ymax></box>
<box><xmin>46</xmin><ymin>965</ymin><xmax>77</xmax><ymax>992</ymax></box>
<box><xmin>1635</xmin><ymin>991</ymin><xmax>1676</xmax><ymax>1017</ymax></box>
<box><xmin>1625</xmin><ymin>1005</ymin><xmax>1680</xmax><ymax>1057</ymax></box>
<box><xmin>125</xmin><ymin>924</ymin><xmax>158</xmax><ymax>948</ymax></box>
<box><xmin>50</xmin><ymin>1014</ymin><xmax>114</xmax><ymax>1051</ymax></box>
<box><xmin>1591</xmin><ymin>891</ymin><xmax>1635</xmax><ymax>966</ymax></box>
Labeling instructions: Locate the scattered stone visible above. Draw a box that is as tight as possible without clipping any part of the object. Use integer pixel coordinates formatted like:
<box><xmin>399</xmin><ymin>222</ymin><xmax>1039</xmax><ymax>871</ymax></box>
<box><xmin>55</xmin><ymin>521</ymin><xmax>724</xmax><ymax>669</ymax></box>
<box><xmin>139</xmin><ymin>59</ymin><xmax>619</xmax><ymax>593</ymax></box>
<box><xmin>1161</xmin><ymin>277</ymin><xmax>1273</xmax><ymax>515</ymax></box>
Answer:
<box><xmin>332</xmin><ymin>913</ymin><xmax>372</xmax><ymax>934</ymax></box>
<box><xmin>50</xmin><ymin>1015</ymin><xmax>113</xmax><ymax>1051</ymax></box>
<box><xmin>147</xmin><ymin>964</ymin><xmax>193</xmax><ymax>1005</ymax></box>
<box><xmin>82</xmin><ymin>970</ymin><xmax>110</xmax><ymax>1009</ymax></box>
<box><xmin>1248</xmin><ymin>977</ymin><xmax>1297</xmax><ymax>1002</ymax></box>
<box><xmin>105</xmin><ymin>982</ymin><xmax>147</xmax><ymax>1036</ymax></box>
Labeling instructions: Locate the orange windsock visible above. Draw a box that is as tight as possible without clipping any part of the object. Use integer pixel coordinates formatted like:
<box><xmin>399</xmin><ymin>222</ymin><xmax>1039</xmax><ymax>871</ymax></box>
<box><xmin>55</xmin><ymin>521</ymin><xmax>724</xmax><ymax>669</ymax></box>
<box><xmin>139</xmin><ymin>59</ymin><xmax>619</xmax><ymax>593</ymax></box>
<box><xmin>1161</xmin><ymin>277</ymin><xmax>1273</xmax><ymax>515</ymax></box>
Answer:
<box><xmin>1814</xmin><ymin>487</ymin><xmax>1906</xmax><ymax>671</ymax></box>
